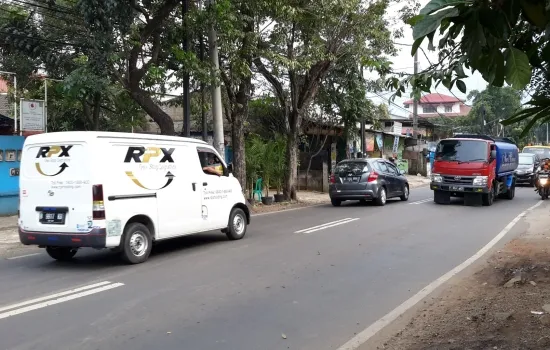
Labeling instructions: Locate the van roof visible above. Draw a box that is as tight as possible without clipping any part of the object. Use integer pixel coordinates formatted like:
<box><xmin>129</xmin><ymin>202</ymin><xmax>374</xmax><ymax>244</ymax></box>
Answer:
<box><xmin>25</xmin><ymin>131</ymin><xmax>209</xmax><ymax>145</ymax></box>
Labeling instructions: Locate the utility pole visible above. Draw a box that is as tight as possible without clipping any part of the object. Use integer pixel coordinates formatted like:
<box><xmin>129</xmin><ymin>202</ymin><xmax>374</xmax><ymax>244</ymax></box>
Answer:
<box><xmin>412</xmin><ymin>51</ymin><xmax>419</xmax><ymax>139</ymax></box>
<box><xmin>206</xmin><ymin>0</ymin><xmax>225</xmax><ymax>159</ymax></box>
<box><xmin>182</xmin><ymin>0</ymin><xmax>191</xmax><ymax>137</ymax></box>
<box><xmin>546</xmin><ymin>123</ymin><xmax>548</xmax><ymax>144</ymax></box>
<box><xmin>199</xmin><ymin>0</ymin><xmax>207</xmax><ymax>142</ymax></box>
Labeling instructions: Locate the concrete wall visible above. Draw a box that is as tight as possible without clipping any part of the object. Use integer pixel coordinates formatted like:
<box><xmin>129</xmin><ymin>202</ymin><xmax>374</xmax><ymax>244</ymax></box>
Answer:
<box><xmin>298</xmin><ymin>170</ymin><xmax>325</xmax><ymax>192</ymax></box>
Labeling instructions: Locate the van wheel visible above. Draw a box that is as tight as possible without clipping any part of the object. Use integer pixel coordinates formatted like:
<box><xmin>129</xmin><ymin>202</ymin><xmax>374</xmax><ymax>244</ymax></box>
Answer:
<box><xmin>226</xmin><ymin>208</ymin><xmax>247</xmax><ymax>240</ymax></box>
<box><xmin>121</xmin><ymin>223</ymin><xmax>152</xmax><ymax>264</ymax></box>
<box><xmin>46</xmin><ymin>247</ymin><xmax>77</xmax><ymax>261</ymax></box>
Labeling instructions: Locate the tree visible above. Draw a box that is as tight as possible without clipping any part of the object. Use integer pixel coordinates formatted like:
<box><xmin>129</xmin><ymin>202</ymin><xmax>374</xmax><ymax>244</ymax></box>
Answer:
<box><xmin>386</xmin><ymin>0</ymin><xmax>543</xmax><ymax>135</ymax></box>
<box><xmin>254</xmin><ymin>0</ymin><xmax>395</xmax><ymax>200</ymax></box>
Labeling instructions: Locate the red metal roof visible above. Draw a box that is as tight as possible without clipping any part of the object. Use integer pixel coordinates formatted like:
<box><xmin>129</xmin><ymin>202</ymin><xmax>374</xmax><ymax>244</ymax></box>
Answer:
<box><xmin>403</xmin><ymin>93</ymin><xmax>462</xmax><ymax>105</ymax></box>
<box><xmin>0</xmin><ymin>78</ymin><xmax>8</xmax><ymax>93</ymax></box>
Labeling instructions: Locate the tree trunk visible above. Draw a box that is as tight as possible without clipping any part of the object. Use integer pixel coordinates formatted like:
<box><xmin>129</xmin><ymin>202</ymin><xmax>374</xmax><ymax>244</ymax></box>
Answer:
<box><xmin>129</xmin><ymin>89</ymin><xmax>175</xmax><ymax>135</ymax></box>
<box><xmin>284</xmin><ymin>128</ymin><xmax>299</xmax><ymax>201</ymax></box>
<box><xmin>92</xmin><ymin>92</ymin><xmax>101</xmax><ymax>131</ymax></box>
<box><xmin>231</xmin><ymin>111</ymin><xmax>246</xmax><ymax>191</ymax></box>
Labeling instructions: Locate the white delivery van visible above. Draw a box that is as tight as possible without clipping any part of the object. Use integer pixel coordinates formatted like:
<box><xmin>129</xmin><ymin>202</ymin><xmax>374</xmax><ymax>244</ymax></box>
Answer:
<box><xmin>18</xmin><ymin>131</ymin><xmax>250</xmax><ymax>264</ymax></box>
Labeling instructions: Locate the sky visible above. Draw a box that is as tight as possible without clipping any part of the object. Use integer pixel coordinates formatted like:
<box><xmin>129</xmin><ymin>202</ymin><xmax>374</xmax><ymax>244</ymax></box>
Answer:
<box><xmin>366</xmin><ymin>0</ymin><xmax>488</xmax><ymax>118</ymax></box>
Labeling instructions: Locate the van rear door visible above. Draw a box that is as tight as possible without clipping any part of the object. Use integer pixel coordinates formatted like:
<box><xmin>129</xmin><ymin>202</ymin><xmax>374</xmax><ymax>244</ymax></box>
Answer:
<box><xmin>19</xmin><ymin>142</ymin><xmax>93</xmax><ymax>233</ymax></box>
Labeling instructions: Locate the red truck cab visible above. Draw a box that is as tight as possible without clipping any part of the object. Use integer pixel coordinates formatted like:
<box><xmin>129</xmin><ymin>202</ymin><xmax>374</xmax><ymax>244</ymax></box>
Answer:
<box><xmin>430</xmin><ymin>134</ymin><xmax>518</xmax><ymax>206</ymax></box>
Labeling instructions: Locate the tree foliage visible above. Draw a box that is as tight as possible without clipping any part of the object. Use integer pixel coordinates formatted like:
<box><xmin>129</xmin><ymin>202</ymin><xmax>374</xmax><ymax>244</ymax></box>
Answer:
<box><xmin>385</xmin><ymin>0</ymin><xmax>550</xmax><ymax>133</ymax></box>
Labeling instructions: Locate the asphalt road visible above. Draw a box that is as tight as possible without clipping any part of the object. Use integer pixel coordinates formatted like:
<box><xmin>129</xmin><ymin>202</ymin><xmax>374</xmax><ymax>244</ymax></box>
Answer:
<box><xmin>0</xmin><ymin>186</ymin><xmax>543</xmax><ymax>350</ymax></box>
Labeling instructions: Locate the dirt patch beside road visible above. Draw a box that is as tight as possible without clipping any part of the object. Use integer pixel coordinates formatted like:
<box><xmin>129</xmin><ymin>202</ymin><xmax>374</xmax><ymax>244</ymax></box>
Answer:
<box><xmin>377</xmin><ymin>205</ymin><xmax>550</xmax><ymax>350</ymax></box>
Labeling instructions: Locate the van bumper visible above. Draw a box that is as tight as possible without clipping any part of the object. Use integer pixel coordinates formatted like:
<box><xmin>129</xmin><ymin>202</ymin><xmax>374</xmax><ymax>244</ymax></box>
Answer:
<box><xmin>19</xmin><ymin>227</ymin><xmax>107</xmax><ymax>248</ymax></box>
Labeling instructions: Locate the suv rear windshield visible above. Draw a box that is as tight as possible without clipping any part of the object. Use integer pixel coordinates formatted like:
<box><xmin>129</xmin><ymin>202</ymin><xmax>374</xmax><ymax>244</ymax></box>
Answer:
<box><xmin>334</xmin><ymin>161</ymin><xmax>370</xmax><ymax>176</ymax></box>
<box><xmin>436</xmin><ymin>140</ymin><xmax>488</xmax><ymax>162</ymax></box>
<box><xmin>519</xmin><ymin>154</ymin><xmax>534</xmax><ymax>165</ymax></box>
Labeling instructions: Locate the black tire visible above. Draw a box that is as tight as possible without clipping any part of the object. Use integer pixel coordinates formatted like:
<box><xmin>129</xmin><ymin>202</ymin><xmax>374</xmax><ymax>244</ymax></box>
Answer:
<box><xmin>505</xmin><ymin>183</ymin><xmax>516</xmax><ymax>200</ymax></box>
<box><xmin>331</xmin><ymin>199</ymin><xmax>342</xmax><ymax>207</ymax></box>
<box><xmin>400</xmin><ymin>184</ymin><xmax>410</xmax><ymax>201</ymax></box>
<box><xmin>226</xmin><ymin>207</ymin><xmax>247</xmax><ymax>240</ymax></box>
<box><xmin>482</xmin><ymin>187</ymin><xmax>495</xmax><ymax>206</ymax></box>
<box><xmin>121</xmin><ymin>222</ymin><xmax>153</xmax><ymax>264</ymax></box>
<box><xmin>45</xmin><ymin>247</ymin><xmax>77</xmax><ymax>261</ymax></box>
<box><xmin>375</xmin><ymin>187</ymin><xmax>387</xmax><ymax>206</ymax></box>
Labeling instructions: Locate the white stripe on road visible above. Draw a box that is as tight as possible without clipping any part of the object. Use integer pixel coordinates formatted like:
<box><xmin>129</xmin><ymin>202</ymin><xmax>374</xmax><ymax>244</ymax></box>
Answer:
<box><xmin>295</xmin><ymin>218</ymin><xmax>359</xmax><ymax>234</ymax></box>
<box><xmin>6</xmin><ymin>253</ymin><xmax>41</xmax><ymax>260</ymax></box>
<box><xmin>0</xmin><ymin>281</ymin><xmax>122</xmax><ymax>314</ymax></box>
<box><xmin>336</xmin><ymin>200</ymin><xmax>544</xmax><ymax>350</ymax></box>
<box><xmin>409</xmin><ymin>198</ymin><xmax>432</xmax><ymax>205</ymax></box>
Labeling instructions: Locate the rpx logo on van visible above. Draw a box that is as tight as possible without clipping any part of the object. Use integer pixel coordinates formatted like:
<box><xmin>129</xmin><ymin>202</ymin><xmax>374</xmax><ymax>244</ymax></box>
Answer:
<box><xmin>123</xmin><ymin>147</ymin><xmax>174</xmax><ymax>163</ymax></box>
<box><xmin>35</xmin><ymin>145</ymin><xmax>72</xmax><ymax>177</ymax></box>
<box><xmin>124</xmin><ymin>146</ymin><xmax>176</xmax><ymax>190</ymax></box>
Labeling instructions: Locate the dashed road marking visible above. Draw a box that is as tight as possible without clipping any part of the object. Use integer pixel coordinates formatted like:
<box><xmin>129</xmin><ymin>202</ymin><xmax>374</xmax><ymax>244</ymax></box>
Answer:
<box><xmin>295</xmin><ymin>218</ymin><xmax>360</xmax><ymax>234</ymax></box>
<box><xmin>409</xmin><ymin>198</ymin><xmax>432</xmax><ymax>205</ymax></box>
<box><xmin>0</xmin><ymin>281</ymin><xmax>124</xmax><ymax>320</ymax></box>
<box><xmin>6</xmin><ymin>253</ymin><xmax>41</xmax><ymax>260</ymax></box>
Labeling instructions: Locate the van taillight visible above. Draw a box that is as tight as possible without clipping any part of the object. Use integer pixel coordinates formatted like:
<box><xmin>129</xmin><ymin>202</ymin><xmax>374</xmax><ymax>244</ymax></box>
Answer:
<box><xmin>92</xmin><ymin>184</ymin><xmax>105</xmax><ymax>220</ymax></box>
<box><xmin>367</xmin><ymin>171</ymin><xmax>379</xmax><ymax>182</ymax></box>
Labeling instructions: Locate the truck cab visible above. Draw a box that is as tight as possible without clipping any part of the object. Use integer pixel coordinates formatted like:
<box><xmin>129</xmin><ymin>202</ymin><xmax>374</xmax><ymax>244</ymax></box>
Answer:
<box><xmin>430</xmin><ymin>134</ymin><xmax>518</xmax><ymax>206</ymax></box>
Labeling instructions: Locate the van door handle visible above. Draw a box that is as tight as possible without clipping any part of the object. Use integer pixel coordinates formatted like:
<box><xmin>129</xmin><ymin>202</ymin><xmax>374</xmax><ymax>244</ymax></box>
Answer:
<box><xmin>192</xmin><ymin>183</ymin><xmax>196</xmax><ymax>191</ymax></box>
<box><xmin>203</xmin><ymin>182</ymin><xmax>208</xmax><ymax>186</ymax></box>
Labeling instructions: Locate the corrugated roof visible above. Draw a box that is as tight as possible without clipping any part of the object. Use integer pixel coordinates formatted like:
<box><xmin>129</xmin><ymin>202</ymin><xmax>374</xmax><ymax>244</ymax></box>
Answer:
<box><xmin>403</xmin><ymin>93</ymin><xmax>462</xmax><ymax>105</ymax></box>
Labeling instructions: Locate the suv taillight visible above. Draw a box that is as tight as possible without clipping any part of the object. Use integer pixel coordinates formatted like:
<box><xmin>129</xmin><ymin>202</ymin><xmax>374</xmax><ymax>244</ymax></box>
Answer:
<box><xmin>92</xmin><ymin>184</ymin><xmax>105</xmax><ymax>220</ymax></box>
<box><xmin>367</xmin><ymin>171</ymin><xmax>379</xmax><ymax>182</ymax></box>
<box><xmin>330</xmin><ymin>174</ymin><xmax>335</xmax><ymax>184</ymax></box>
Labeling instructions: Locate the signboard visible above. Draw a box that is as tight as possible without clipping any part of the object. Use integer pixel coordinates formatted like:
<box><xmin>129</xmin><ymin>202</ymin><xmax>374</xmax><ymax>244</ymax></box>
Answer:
<box><xmin>393</xmin><ymin>121</ymin><xmax>402</xmax><ymax>135</ymax></box>
<box><xmin>9</xmin><ymin>168</ymin><xmax>19</xmax><ymax>177</ymax></box>
<box><xmin>20</xmin><ymin>99</ymin><xmax>45</xmax><ymax>132</ymax></box>
<box><xmin>365</xmin><ymin>133</ymin><xmax>374</xmax><ymax>152</ymax></box>
<box><xmin>392</xmin><ymin>136</ymin><xmax>400</xmax><ymax>153</ymax></box>
<box><xmin>375</xmin><ymin>134</ymin><xmax>383</xmax><ymax>150</ymax></box>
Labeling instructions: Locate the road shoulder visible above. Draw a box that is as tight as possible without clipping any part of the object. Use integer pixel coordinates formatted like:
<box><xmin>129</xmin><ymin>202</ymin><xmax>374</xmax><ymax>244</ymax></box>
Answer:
<box><xmin>367</xmin><ymin>203</ymin><xmax>550</xmax><ymax>350</ymax></box>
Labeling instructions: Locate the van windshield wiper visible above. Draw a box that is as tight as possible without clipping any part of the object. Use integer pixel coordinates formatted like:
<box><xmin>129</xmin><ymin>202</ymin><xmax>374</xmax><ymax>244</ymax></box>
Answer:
<box><xmin>457</xmin><ymin>159</ymin><xmax>487</xmax><ymax>164</ymax></box>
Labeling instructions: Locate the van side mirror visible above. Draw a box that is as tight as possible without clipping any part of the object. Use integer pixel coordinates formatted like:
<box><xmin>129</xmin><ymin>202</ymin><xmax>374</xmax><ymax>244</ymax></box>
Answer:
<box><xmin>490</xmin><ymin>150</ymin><xmax>497</xmax><ymax>160</ymax></box>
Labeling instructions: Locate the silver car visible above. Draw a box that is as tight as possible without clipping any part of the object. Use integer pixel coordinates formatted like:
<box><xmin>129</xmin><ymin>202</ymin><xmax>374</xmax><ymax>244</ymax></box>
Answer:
<box><xmin>329</xmin><ymin>158</ymin><xmax>409</xmax><ymax>206</ymax></box>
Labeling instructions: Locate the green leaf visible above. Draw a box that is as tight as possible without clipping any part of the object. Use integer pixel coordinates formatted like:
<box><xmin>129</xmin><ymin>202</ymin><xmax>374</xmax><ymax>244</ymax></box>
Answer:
<box><xmin>456</xmin><ymin>79</ymin><xmax>466</xmax><ymax>93</ymax></box>
<box><xmin>419</xmin><ymin>0</ymin><xmax>470</xmax><ymax>15</ymax></box>
<box><xmin>520</xmin><ymin>0</ymin><xmax>548</xmax><ymax>29</ymax></box>
<box><xmin>407</xmin><ymin>14</ymin><xmax>425</xmax><ymax>26</ymax></box>
<box><xmin>504</xmin><ymin>47</ymin><xmax>532</xmax><ymax>89</ymax></box>
<box><xmin>411</xmin><ymin>37</ymin><xmax>423</xmax><ymax>55</ymax></box>
<box><xmin>413</xmin><ymin>8</ymin><xmax>460</xmax><ymax>40</ymax></box>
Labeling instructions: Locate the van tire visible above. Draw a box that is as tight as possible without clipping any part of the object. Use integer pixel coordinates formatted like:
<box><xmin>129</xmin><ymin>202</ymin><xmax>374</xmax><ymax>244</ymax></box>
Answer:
<box><xmin>226</xmin><ymin>208</ymin><xmax>247</xmax><ymax>240</ymax></box>
<box><xmin>121</xmin><ymin>223</ymin><xmax>152</xmax><ymax>264</ymax></box>
<box><xmin>46</xmin><ymin>247</ymin><xmax>77</xmax><ymax>261</ymax></box>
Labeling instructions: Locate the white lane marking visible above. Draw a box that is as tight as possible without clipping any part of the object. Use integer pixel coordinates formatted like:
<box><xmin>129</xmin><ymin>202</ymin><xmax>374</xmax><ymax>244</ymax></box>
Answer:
<box><xmin>0</xmin><ymin>282</ymin><xmax>124</xmax><ymax>320</ymax></box>
<box><xmin>6</xmin><ymin>253</ymin><xmax>41</xmax><ymax>260</ymax></box>
<box><xmin>337</xmin><ymin>200</ymin><xmax>544</xmax><ymax>350</ymax></box>
<box><xmin>253</xmin><ymin>204</ymin><xmax>325</xmax><ymax>217</ymax></box>
<box><xmin>0</xmin><ymin>281</ymin><xmax>113</xmax><ymax>313</ymax></box>
<box><xmin>295</xmin><ymin>218</ymin><xmax>359</xmax><ymax>234</ymax></box>
<box><xmin>409</xmin><ymin>198</ymin><xmax>432</xmax><ymax>205</ymax></box>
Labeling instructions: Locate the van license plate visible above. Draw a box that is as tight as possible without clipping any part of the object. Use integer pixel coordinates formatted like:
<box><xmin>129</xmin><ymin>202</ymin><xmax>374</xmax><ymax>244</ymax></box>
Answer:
<box><xmin>40</xmin><ymin>212</ymin><xmax>65</xmax><ymax>225</ymax></box>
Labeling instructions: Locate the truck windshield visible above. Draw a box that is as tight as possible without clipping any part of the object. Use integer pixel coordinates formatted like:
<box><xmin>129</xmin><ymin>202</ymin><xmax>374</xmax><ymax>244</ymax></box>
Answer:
<box><xmin>435</xmin><ymin>140</ymin><xmax>487</xmax><ymax>162</ymax></box>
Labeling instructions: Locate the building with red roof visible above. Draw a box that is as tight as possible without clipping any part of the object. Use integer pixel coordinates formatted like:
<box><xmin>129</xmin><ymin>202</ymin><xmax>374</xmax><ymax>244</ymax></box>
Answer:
<box><xmin>403</xmin><ymin>93</ymin><xmax>471</xmax><ymax>118</ymax></box>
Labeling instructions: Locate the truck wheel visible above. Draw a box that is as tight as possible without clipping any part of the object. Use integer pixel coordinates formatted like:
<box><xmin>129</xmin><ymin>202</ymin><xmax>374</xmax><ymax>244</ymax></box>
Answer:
<box><xmin>46</xmin><ymin>247</ymin><xmax>77</xmax><ymax>261</ymax></box>
<box><xmin>482</xmin><ymin>188</ymin><xmax>494</xmax><ymax>206</ymax></box>
<box><xmin>505</xmin><ymin>183</ymin><xmax>516</xmax><ymax>200</ymax></box>
<box><xmin>375</xmin><ymin>187</ymin><xmax>387</xmax><ymax>206</ymax></box>
<box><xmin>226</xmin><ymin>207</ymin><xmax>247</xmax><ymax>240</ymax></box>
<box><xmin>121</xmin><ymin>223</ymin><xmax>152</xmax><ymax>264</ymax></box>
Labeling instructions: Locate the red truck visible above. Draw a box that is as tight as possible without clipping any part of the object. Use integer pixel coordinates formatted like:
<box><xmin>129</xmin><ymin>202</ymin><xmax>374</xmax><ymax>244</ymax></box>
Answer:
<box><xmin>430</xmin><ymin>134</ymin><xmax>519</xmax><ymax>206</ymax></box>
